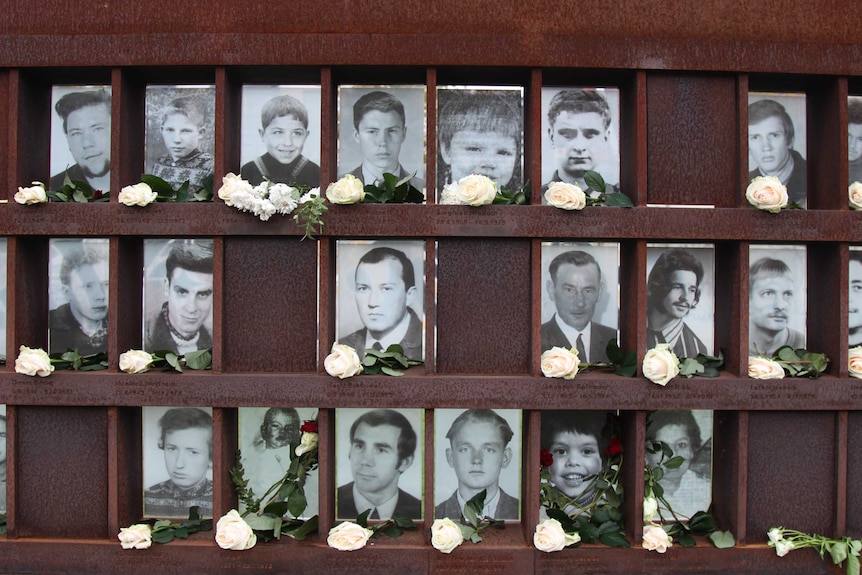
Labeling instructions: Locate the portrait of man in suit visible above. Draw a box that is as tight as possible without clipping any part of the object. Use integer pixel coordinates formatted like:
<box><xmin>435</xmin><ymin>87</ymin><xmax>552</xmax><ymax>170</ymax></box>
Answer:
<box><xmin>541</xmin><ymin>245</ymin><xmax>618</xmax><ymax>363</ymax></box>
<box><xmin>336</xmin><ymin>408</ymin><xmax>422</xmax><ymax>520</ymax></box>
<box><xmin>337</xmin><ymin>241</ymin><xmax>424</xmax><ymax>361</ymax></box>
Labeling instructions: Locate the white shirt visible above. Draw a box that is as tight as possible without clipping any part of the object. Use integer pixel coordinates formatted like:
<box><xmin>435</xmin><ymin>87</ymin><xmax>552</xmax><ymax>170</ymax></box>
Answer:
<box><xmin>555</xmin><ymin>315</ymin><xmax>592</xmax><ymax>361</ymax></box>
<box><xmin>364</xmin><ymin>310</ymin><xmax>411</xmax><ymax>351</ymax></box>
<box><xmin>353</xmin><ymin>484</ymin><xmax>400</xmax><ymax>520</ymax></box>
<box><xmin>456</xmin><ymin>487</ymin><xmax>501</xmax><ymax>519</ymax></box>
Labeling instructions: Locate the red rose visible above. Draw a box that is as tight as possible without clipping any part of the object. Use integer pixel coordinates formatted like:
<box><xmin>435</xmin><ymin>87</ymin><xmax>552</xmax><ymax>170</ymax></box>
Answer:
<box><xmin>300</xmin><ymin>420</ymin><xmax>318</xmax><ymax>433</ymax></box>
<box><xmin>540</xmin><ymin>449</ymin><xmax>554</xmax><ymax>468</ymax></box>
<box><xmin>605</xmin><ymin>437</ymin><xmax>623</xmax><ymax>455</ymax></box>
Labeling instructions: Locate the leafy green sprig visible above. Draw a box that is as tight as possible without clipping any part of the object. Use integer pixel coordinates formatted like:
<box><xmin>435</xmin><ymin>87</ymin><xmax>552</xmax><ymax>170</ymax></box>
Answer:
<box><xmin>492</xmin><ymin>181</ymin><xmax>529</xmax><ymax>205</ymax></box>
<box><xmin>148</xmin><ymin>506</ymin><xmax>213</xmax><ymax>544</ymax></box>
<box><xmin>361</xmin><ymin>172</ymin><xmax>424</xmax><ymax>204</ymax></box>
<box><xmin>768</xmin><ymin>527</ymin><xmax>861</xmax><ymax>575</ymax></box>
<box><xmin>47</xmin><ymin>174</ymin><xmax>109</xmax><ymax>202</ymax></box>
<box><xmin>361</xmin><ymin>344</ymin><xmax>423</xmax><ymax>376</ymax></box>
<box><xmin>576</xmin><ymin>340</ymin><xmax>638</xmax><ymax>377</ymax></box>
<box><xmin>147</xmin><ymin>348</ymin><xmax>212</xmax><ymax>373</ymax></box>
<box><xmin>582</xmin><ymin>171</ymin><xmax>633</xmax><ymax>207</ymax></box>
<box><xmin>141</xmin><ymin>174</ymin><xmax>213</xmax><ymax>202</ymax></box>
<box><xmin>451</xmin><ymin>490</ymin><xmax>505</xmax><ymax>543</ymax></box>
<box><xmin>678</xmin><ymin>352</ymin><xmax>724</xmax><ymax>378</ymax></box>
<box><xmin>352</xmin><ymin>508</ymin><xmax>417</xmax><ymax>540</ymax></box>
<box><xmin>762</xmin><ymin>345</ymin><xmax>829</xmax><ymax>378</ymax></box>
<box><xmin>50</xmin><ymin>349</ymin><xmax>109</xmax><ymax>371</ymax></box>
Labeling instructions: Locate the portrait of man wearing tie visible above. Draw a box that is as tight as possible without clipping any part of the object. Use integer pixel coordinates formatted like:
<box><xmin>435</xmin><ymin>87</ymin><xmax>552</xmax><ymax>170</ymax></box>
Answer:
<box><xmin>337</xmin><ymin>240</ymin><xmax>425</xmax><ymax>361</ymax></box>
<box><xmin>541</xmin><ymin>244</ymin><xmax>619</xmax><ymax>363</ymax></box>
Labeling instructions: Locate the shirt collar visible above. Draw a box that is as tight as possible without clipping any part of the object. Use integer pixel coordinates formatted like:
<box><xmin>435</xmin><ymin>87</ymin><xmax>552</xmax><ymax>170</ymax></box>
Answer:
<box><xmin>365</xmin><ymin>309</ymin><xmax>412</xmax><ymax>351</ymax></box>
<box><xmin>353</xmin><ymin>484</ymin><xmax>400</xmax><ymax>520</ymax></box>
<box><xmin>456</xmin><ymin>487</ymin><xmax>501</xmax><ymax>520</ymax></box>
<box><xmin>554</xmin><ymin>314</ymin><xmax>592</xmax><ymax>360</ymax></box>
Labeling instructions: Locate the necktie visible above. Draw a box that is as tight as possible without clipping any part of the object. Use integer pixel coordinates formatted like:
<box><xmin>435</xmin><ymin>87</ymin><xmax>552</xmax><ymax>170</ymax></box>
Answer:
<box><xmin>576</xmin><ymin>333</ymin><xmax>587</xmax><ymax>362</ymax></box>
<box><xmin>369</xmin><ymin>508</ymin><xmax>379</xmax><ymax>519</ymax></box>
<box><xmin>372</xmin><ymin>342</ymin><xmax>384</xmax><ymax>352</ymax></box>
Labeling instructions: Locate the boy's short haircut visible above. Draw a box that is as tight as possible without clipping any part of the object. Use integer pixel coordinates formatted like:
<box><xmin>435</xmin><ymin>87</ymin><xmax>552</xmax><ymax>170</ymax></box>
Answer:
<box><xmin>352</xmin><ymin>91</ymin><xmax>405</xmax><ymax>131</ymax></box>
<box><xmin>748</xmin><ymin>99</ymin><xmax>795</xmax><ymax>143</ymax></box>
<box><xmin>438</xmin><ymin>90</ymin><xmax>522</xmax><ymax>151</ymax></box>
<box><xmin>850</xmin><ymin>98</ymin><xmax>862</xmax><ymax>125</ymax></box>
<box><xmin>160</xmin><ymin>96</ymin><xmax>206</xmax><ymax>128</ymax></box>
<box><xmin>749</xmin><ymin>257</ymin><xmax>793</xmax><ymax>291</ymax></box>
<box><xmin>59</xmin><ymin>245</ymin><xmax>108</xmax><ymax>286</ymax></box>
<box><xmin>446</xmin><ymin>409</ymin><xmax>513</xmax><ymax>446</ymax></box>
<box><xmin>157</xmin><ymin>407</ymin><xmax>213</xmax><ymax>458</ymax></box>
<box><xmin>547</xmin><ymin>89</ymin><xmax>612</xmax><ymax>130</ymax></box>
<box><xmin>541</xmin><ymin>410</ymin><xmax>608</xmax><ymax>454</ymax></box>
<box><xmin>261</xmin><ymin>94</ymin><xmax>309</xmax><ymax>130</ymax></box>
<box><xmin>55</xmin><ymin>89</ymin><xmax>112</xmax><ymax>133</ymax></box>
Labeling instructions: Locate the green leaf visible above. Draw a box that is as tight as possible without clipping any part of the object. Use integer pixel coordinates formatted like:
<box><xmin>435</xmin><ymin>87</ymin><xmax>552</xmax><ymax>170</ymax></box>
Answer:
<box><xmin>830</xmin><ymin>541</ymin><xmax>849</xmax><ymax>565</ymax></box>
<box><xmin>141</xmin><ymin>174</ymin><xmax>176</xmax><ymax>195</ymax></box>
<box><xmin>165</xmin><ymin>353</ymin><xmax>182</xmax><ymax>372</ymax></box>
<box><xmin>584</xmin><ymin>170</ymin><xmax>606</xmax><ymax>193</ymax></box>
<box><xmin>287</xmin><ymin>487</ymin><xmax>308</xmax><ymax>518</ymax></box>
<box><xmin>678</xmin><ymin>358</ymin><xmax>705</xmax><ymax>377</ymax></box>
<box><xmin>381</xmin><ymin>524</ymin><xmax>403</xmax><ymax>538</ymax></box>
<box><xmin>676</xmin><ymin>532</ymin><xmax>696</xmax><ymax>547</ymax></box>
<box><xmin>184</xmin><ymin>349</ymin><xmax>212</xmax><ymax>370</ymax></box>
<box><xmin>72</xmin><ymin>188</ymin><xmax>88</xmax><ymax>203</ymax></box>
<box><xmin>848</xmin><ymin>553</ymin><xmax>860</xmax><ymax>575</ymax></box>
<box><xmin>264</xmin><ymin>501</ymin><xmax>290</xmax><ymax>517</ymax></box>
<box><xmin>151</xmin><ymin>530</ymin><xmax>175</xmax><ymax>544</ymax></box>
<box><xmin>381</xmin><ymin>366</ymin><xmax>405</xmax><ymax>376</ymax></box>
<box><xmin>245</xmin><ymin>514</ymin><xmax>280</xmax><ymax>531</ymax></box>
<box><xmin>288</xmin><ymin>515</ymin><xmax>319</xmax><ymax>541</ymax></box>
<box><xmin>356</xmin><ymin>509</ymin><xmax>371</xmax><ymax>528</ymax></box>
<box><xmin>153</xmin><ymin>519</ymin><xmax>172</xmax><ymax>529</ymax></box>
<box><xmin>604</xmin><ymin>192</ymin><xmax>633</xmax><ymax>207</ymax></box>
<box><xmin>708</xmin><ymin>530</ymin><xmax>736</xmax><ymax>548</ymax></box>
<box><xmin>599</xmin><ymin>532</ymin><xmax>631</xmax><ymax>547</ymax></box>
<box><xmin>664</xmin><ymin>455</ymin><xmax>685</xmax><ymax>469</ymax></box>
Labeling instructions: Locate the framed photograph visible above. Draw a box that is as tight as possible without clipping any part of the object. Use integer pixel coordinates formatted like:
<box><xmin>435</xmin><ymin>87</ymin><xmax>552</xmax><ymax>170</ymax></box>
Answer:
<box><xmin>749</xmin><ymin>244</ymin><xmax>807</xmax><ymax>356</ymax></box>
<box><xmin>849</xmin><ymin>96</ymin><xmax>862</xmax><ymax>185</ymax></box>
<box><xmin>540</xmin><ymin>410</ymin><xmax>617</xmax><ymax>511</ymax></box>
<box><xmin>646</xmin><ymin>410</ymin><xmax>713</xmax><ymax>521</ymax></box>
<box><xmin>47</xmin><ymin>238</ymin><xmax>109</xmax><ymax>355</ymax></box>
<box><xmin>336</xmin><ymin>239</ymin><xmax>425</xmax><ymax>362</ymax></box>
<box><xmin>541</xmin><ymin>87</ymin><xmax>621</xmax><ymax>200</ymax></box>
<box><xmin>240</xmin><ymin>85</ymin><xmax>321</xmax><ymax>187</ymax></box>
<box><xmin>0</xmin><ymin>238</ymin><xmax>6</xmax><ymax>361</ymax></box>
<box><xmin>335</xmin><ymin>407</ymin><xmax>423</xmax><ymax>520</ymax></box>
<box><xmin>748</xmin><ymin>92</ymin><xmax>807</xmax><ymax>208</ymax></box>
<box><xmin>49</xmin><ymin>85</ymin><xmax>112</xmax><ymax>193</ymax></box>
<box><xmin>849</xmin><ymin>247</ymin><xmax>862</xmax><ymax>348</ymax></box>
<box><xmin>434</xmin><ymin>408</ymin><xmax>521</xmax><ymax>521</ymax></box>
<box><xmin>145</xmin><ymin>85</ymin><xmax>215</xmax><ymax>191</ymax></box>
<box><xmin>142</xmin><ymin>406</ymin><xmax>213</xmax><ymax>518</ymax></box>
<box><xmin>337</xmin><ymin>85</ymin><xmax>426</xmax><ymax>194</ymax></box>
<box><xmin>646</xmin><ymin>243</ymin><xmax>715</xmax><ymax>357</ymax></box>
<box><xmin>0</xmin><ymin>404</ymin><xmax>6</xmax><ymax>514</ymax></box>
<box><xmin>142</xmin><ymin>239</ymin><xmax>214</xmax><ymax>355</ymax></box>
<box><xmin>541</xmin><ymin>242</ymin><xmax>619</xmax><ymax>362</ymax></box>
<box><xmin>436</xmin><ymin>86</ymin><xmax>524</xmax><ymax>194</ymax></box>
<box><xmin>238</xmin><ymin>407</ymin><xmax>319</xmax><ymax>518</ymax></box>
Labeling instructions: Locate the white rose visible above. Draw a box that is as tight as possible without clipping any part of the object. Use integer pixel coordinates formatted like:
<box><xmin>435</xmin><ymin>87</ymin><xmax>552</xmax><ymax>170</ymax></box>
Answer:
<box><xmin>327</xmin><ymin>521</ymin><xmax>373</xmax><ymax>551</ymax></box>
<box><xmin>850</xmin><ymin>181</ymin><xmax>862</xmax><ymax>210</ymax></box>
<box><xmin>544</xmin><ymin>181</ymin><xmax>586</xmax><ymax>211</ymax></box>
<box><xmin>747</xmin><ymin>356</ymin><xmax>785</xmax><ymax>379</ymax></box>
<box><xmin>325</xmin><ymin>174</ymin><xmax>365</xmax><ymax>204</ymax></box>
<box><xmin>295</xmin><ymin>431</ymin><xmax>319</xmax><ymax>457</ymax></box>
<box><xmin>118</xmin><ymin>523</ymin><xmax>153</xmax><ymax>549</ymax></box>
<box><xmin>540</xmin><ymin>346</ymin><xmax>580</xmax><ymax>379</ymax></box>
<box><xmin>850</xmin><ymin>347</ymin><xmax>862</xmax><ymax>379</ymax></box>
<box><xmin>119</xmin><ymin>350</ymin><xmax>154</xmax><ymax>374</ymax></box>
<box><xmin>15</xmin><ymin>181</ymin><xmax>47</xmax><ymax>204</ymax></box>
<box><xmin>775</xmin><ymin>538</ymin><xmax>795</xmax><ymax>557</ymax></box>
<box><xmin>767</xmin><ymin>527</ymin><xmax>784</xmax><ymax>545</ymax></box>
<box><xmin>439</xmin><ymin>182</ymin><xmax>460</xmax><ymax>205</ymax></box>
<box><xmin>215</xmin><ymin>509</ymin><xmax>257</xmax><ymax>550</ymax></box>
<box><xmin>642</xmin><ymin>344</ymin><xmax>679</xmax><ymax>386</ymax></box>
<box><xmin>454</xmin><ymin>174</ymin><xmax>497</xmax><ymax>206</ymax></box>
<box><xmin>745</xmin><ymin>176</ymin><xmax>788</xmax><ymax>213</ymax></box>
<box><xmin>14</xmin><ymin>346</ymin><xmax>54</xmax><ymax>377</ymax></box>
<box><xmin>218</xmin><ymin>173</ymin><xmax>254</xmax><ymax>206</ymax></box>
<box><xmin>324</xmin><ymin>343</ymin><xmax>363</xmax><ymax>379</ymax></box>
<box><xmin>118</xmin><ymin>182</ymin><xmax>157</xmax><ymax>207</ymax></box>
<box><xmin>533</xmin><ymin>518</ymin><xmax>579</xmax><ymax>553</ymax></box>
<box><xmin>642</xmin><ymin>524</ymin><xmax>672</xmax><ymax>553</ymax></box>
<box><xmin>430</xmin><ymin>518</ymin><xmax>465</xmax><ymax>554</ymax></box>
<box><xmin>643</xmin><ymin>497</ymin><xmax>659</xmax><ymax>522</ymax></box>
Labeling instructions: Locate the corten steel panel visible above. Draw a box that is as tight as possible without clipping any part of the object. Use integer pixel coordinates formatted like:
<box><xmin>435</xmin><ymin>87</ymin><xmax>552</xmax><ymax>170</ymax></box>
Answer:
<box><xmin>15</xmin><ymin>406</ymin><xmax>108</xmax><ymax>538</ymax></box>
<box><xmin>846</xmin><ymin>411</ymin><xmax>862</xmax><ymax>537</ymax></box>
<box><xmin>111</xmin><ymin>237</ymin><xmax>144</xmax><ymax>362</ymax></box>
<box><xmin>436</xmin><ymin>238</ymin><xmax>531</xmax><ymax>375</ymax></box>
<box><xmin>747</xmin><ymin>411</ymin><xmax>836</xmax><ymax>538</ymax></box>
<box><xmin>222</xmin><ymin>238</ymin><xmax>318</xmax><ymax>372</ymax></box>
<box><xmin>113</xmin><ymin>406</ymin><xmax>143</xmax><ymax>531</ymax></box>
<box><xmin>646</xmin><ymin>73</ymin><xmax>738</xmax><ymax>207</ymax></box>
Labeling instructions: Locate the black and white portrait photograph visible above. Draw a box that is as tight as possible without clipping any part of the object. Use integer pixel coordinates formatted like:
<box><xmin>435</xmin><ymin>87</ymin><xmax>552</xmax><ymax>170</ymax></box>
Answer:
<box><xmin>49</xmin><ymin>85</ymin><xmax>112</xmax><ymax>193</ymax></box>
<box><xmin>646</xmin><ymin>410</ymin><xmax>713</xmax><ymax>521</ymax></box>
<box><xmin>142</xmin><ymin>239</ymin><xmax>214</xmax><ymax>355</ymax></box>
<box><xmin>850</xmin><ymin>247</ymin><xmax>862</xmax><ymax>348</ymax></box>
<box><xmin>540</xmin><ymin>410</ymin><xmax>615</xmax><ymax>512</ymax></box>
<box><xmin>0</xmin><ymin>238</ymin><xmax>6</xmax><ymax>362</ymax></box>
<box><xmin>335</xmin><ymin>407</ymin><xmax>423</xmax><ymax>521</ymax></box>
<box><xmin>749</xmin><ymin>245</ymin><xmax>807</xmax><ymax>356</ymax></box>
<box><xmin>434</xmin><ymin>408</ymin><xmax>521</xmax><ymax>521</ymax></box>
<box><xmin>143</xmin><ymin>406</ymin><xmax>213</xmax><ymax>518</ymax></box>
<box><xmin>849</xmin><ymin>96</ymin><xmax>862</xmax><ymax>185</ymax></box>
<box><xmin>336</xmin><ymin>240</ymin><xmax>425</xmax><ymax>362</ymax></box>
<box><xmin>436</xmin><ymin>86</ymin><xmax>524</xmax><ymax>194</ymax></box>
<box><xmin>646</xmin><ymin>244</ymin><xmax>715</xmax><ymax>358</ymax></box>
<box><xmin>748</xmin><ymin>92</ymin><xmax>807</xmax><ymax>208</ymax></box>
<box><xmin>541</xmin><ymin>87</ymin><xmax>620</xmax><ymax>199</ymax></box>
<box><xmin>240</xmin><ymin>85</ymin><xmax>321</xmax><ymax>188</ymax></box>
<box><xmin>541</xmin><ymin>242</ymin><xmax>619</xmax><ymax>362</ymax></box>
<box><xmin>0</xmin><ymin>404</ymin><xmax>6</xmax><ymax>514</ymax></box>
<box><xmin>48</xmin><ymin>238</ymin><xmax>109</xmax><ymax>355</ymax></box>
<box><xmin>238</xmin><ymin>407</ymin><xmax>319</xmax><ymax>518</ymax></box>
<box><xmin>337</xmin><ymin>85</ymin><xmax>426</xmax><ymax>192</ymax></box>
<box><xmin>145</xmin><ymin>85</ymin><xmax>215</xmax><ymax>192</ymax></box>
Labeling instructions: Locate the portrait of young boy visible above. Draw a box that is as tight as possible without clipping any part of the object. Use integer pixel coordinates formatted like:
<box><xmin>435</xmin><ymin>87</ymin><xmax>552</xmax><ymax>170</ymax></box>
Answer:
<box><xmin>145</xmin><ymin>85</ymin><xmax>215</xmax><ymax>192</ymax></box>
<box><xmin>240</xmin><ymin>85</ymin><xmax>321</xmax><ymax>188</ymax></box>
<box><xmin>435</xmin><ymin>408</ymin><xmax>521</xmax><ymax>521</ymax></box>
<box><xmin>143</xmin><ymin>406</ymin><xmax>213</xmax><ymax>518</ymax></box>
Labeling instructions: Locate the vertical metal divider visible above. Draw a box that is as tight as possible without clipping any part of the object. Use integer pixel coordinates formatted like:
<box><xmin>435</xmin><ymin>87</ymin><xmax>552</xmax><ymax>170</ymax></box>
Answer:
<box><xmin>4</xmin><ymin>405</ymin><xmax>16</xmax><ymax>538</ymax></box>
<box><xmin>424</xmin><ymin>407</ymin><xmax>435</xmax><ymax>539</ymax></box>
<box><xmin>213</xmin><ymin>405</ymin><xmax>238</xmax><ymax>523</ymax></box>
<box><xmin>317</xmin><ymin>405</ymin><xmax>335</xmax><ymax>536</ymax></box>
<box><xmin>836</xmin><ymin>410</ymin><xmax>849</xmax><ymax>537</ymax></box>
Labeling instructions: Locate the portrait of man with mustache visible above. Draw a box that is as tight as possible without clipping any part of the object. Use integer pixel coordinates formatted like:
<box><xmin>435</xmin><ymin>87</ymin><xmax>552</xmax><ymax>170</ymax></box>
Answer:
<box><xmin>748</xmin><ymin>256</ymin><xmax>806</xmax><ymax>356</ymax></box>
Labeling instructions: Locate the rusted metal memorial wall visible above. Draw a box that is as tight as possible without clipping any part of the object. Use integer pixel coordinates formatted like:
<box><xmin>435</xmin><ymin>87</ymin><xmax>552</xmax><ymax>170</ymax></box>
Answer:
<box><xmin>1</xmin><ymin>1</ymin><xmax>862</xmax><ymax>573</ymax></box>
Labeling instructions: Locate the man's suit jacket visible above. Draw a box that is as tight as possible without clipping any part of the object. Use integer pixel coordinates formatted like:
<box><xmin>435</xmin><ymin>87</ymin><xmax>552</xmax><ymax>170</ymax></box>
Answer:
<box><xmin>540</xmin><ymin>315</ymin><xmax>617</xmax><ymax>363</ymax></box>
<box><xmin>434</xmin><ymin>487</ymin><xmax>519</xmax><ymax>520</ymax></box>
<box><xmin>339</xmin><ymin>307</ymin><xmax>423</xmax><ymax>361</ymax></box>
<box><xmin>336</xmin><ymin>482</ymin><xmax>421</xmax><ymax>520</ymax></box>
